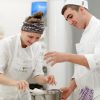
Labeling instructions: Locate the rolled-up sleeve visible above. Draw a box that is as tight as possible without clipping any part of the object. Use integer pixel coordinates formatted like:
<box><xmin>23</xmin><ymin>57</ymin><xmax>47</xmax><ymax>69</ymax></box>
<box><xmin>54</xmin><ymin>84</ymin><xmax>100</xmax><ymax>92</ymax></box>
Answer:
<box><xmin>84</xmin><ymin>41</ymin><xmax>100</xmax><ymax>70</ymax></box>
<box><xmin>34</xmin><ymin>52</ymin><xmax>44</xmax><ymax>76</ymax></box>
<box><xmin>31</xmin><ymin>42</ymin><xmax>44</xmax><ymax>77</ymax></box>
<box><xmin>0</xmin><ymin>41</ymin><xmax>8</xmax><ymax>73</ymax></box>
<box><xmin>84</xmin><ymin>54</ymin><xmax>97</xmax><ymax>69</ymax></box>
<box><xmin>75</xmin><ymin>41</ymin><xmax>100</xmax><ymax>89</ymax></box>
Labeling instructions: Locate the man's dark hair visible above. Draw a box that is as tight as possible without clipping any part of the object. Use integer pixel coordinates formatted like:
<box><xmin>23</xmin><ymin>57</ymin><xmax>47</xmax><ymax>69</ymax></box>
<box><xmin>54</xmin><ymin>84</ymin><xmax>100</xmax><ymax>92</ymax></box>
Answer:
<box><xmin>61</xmin><ymin>4</ymin><xmax>88</xmax><ymax>15</ymax></box>
<box><xmin>61</xmin><ymin>4</ymin><xmax>81</xmax><ymax>15</ymax></box>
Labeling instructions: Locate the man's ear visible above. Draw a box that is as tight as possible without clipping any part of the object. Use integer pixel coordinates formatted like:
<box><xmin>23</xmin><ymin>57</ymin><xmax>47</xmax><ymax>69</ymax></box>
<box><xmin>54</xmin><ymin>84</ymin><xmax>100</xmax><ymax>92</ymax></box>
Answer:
<box><xmin>79</xmin><ymin>7</ymin><xmax>85</xmax><ymax>14</ymax></box>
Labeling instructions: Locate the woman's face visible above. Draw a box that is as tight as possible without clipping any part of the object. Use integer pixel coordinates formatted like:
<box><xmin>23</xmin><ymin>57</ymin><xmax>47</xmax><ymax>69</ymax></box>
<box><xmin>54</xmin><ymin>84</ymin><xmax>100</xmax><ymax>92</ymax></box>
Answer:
<box><xmin>21</xmin><ymin>31</ymin><xmax>41</xmax><ymax>47</ymax></box>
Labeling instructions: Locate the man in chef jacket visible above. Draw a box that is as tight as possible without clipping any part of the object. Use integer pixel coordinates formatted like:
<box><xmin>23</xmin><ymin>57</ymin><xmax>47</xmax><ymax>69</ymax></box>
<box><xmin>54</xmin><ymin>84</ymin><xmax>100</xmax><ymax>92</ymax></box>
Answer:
<box><xmin>44</xmin><ymin>0</ymin><xmax>100</xmax><ymax>99</ymax></box>
<box><xmin>0</xmin><ymin>12</ymin><xmax>56</xmax><ymax>100</ymax></box>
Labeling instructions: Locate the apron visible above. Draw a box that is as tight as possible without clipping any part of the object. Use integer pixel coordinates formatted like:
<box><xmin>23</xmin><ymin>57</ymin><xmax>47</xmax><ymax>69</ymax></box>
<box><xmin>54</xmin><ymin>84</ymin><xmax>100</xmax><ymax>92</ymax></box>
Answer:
<box><xmin>73</xmin><ymin>43</ymin><xmax>100</xmax><ymax>100</ymax></box>
<box><xmin>72</xmin><ymin>43</ymin><xmax>90</xmax><ymax>100</ymax></box>
<box><xmin>0</xmin><ymin>34</ymin><xmax>34</xmax><ymax>100</ymax></box>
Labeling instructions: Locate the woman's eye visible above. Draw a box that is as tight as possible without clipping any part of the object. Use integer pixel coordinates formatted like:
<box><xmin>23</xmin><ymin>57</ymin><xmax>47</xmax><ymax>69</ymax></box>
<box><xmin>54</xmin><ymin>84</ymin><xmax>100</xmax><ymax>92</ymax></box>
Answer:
<box><xmin>36</xmin><ymin>37</ymin><xmax>39</xmax><ymax>40</ymax></box>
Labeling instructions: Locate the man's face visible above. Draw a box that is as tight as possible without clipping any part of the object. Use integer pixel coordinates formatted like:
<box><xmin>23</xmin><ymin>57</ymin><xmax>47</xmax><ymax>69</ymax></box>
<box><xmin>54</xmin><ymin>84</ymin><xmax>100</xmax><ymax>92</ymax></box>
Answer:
<box><xmin>21</xmin><ymin>31</ymin><xmax>41</xmax><ymax>47</ymax></box>
<box><xmin>63</xmin><ymin>7</ymin><xmax>86</xmax><ymax>29</ymax></box>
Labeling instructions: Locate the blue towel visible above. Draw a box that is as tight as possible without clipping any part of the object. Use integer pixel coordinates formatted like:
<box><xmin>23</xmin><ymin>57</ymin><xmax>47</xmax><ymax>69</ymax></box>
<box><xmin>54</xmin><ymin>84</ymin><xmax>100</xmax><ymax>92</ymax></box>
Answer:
<box><xmin>78</xmin><ymin>87</ymin><xmax>94</xmax><ymax>100</ymax></box>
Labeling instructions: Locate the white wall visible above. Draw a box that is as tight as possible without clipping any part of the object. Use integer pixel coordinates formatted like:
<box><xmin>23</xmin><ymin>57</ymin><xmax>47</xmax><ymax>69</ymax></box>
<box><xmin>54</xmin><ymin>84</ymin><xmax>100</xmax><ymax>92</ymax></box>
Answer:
<box><xmin>0</xmin><ymin>0</ymin><xmax>32</xmax><ymax>37</ymax></box>
<box><xmin>47</xmin><ymin>0</ymin><xmax>73</xmax><ymax>91</ymax></box>
<box><xmin>47</xmin><ymin>1</ymin><xmax>74</xmax><ymax>100</ymax></box>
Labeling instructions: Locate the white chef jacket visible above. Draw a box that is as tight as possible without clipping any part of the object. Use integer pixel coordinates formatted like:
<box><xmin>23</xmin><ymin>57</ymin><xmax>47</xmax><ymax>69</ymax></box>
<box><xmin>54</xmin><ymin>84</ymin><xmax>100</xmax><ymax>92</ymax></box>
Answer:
<box><xmin>0</xmin><ymin>33</ymin><xmax>44</xmax><ymax>99</ymax></box>
<box><xmin>73</xmin><ymin>16</ymin><xmax>100</xmax><ymax>98</ymax></box>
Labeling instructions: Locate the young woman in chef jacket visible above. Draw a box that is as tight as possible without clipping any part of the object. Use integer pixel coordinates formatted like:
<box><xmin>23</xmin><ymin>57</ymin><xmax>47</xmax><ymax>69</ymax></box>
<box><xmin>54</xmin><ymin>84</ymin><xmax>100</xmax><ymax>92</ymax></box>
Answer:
<box><xmin>0</xmin><ymin>12</ymin><xmax>56</xmax><ymax>100</ymax></box>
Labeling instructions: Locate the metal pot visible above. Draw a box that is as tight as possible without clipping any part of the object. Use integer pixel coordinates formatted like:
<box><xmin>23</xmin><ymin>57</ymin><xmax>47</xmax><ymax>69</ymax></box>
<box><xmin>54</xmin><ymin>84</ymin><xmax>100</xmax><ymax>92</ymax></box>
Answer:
<box><xmin>31</xmin><ymin>89</ymin><xmax>61</xmax><ymax>100</ymax></box>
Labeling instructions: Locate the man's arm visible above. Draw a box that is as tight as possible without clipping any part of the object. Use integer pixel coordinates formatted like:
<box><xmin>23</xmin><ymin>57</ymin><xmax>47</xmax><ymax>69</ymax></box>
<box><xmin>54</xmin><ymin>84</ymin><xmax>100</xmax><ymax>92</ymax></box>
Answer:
<box><xmin>60</xmin><ymin>78</ymin><xmax>77</xmax><ymax>100</ymax></box>
<box><xmin>44</xmin><ymin>52</ymin><xmax>89</xmax><ymax>68</ymax></box>
<box><xmin>65</xmin><ymin>53</ymin><xmax>89</xmax><ymax>68</ymax></box>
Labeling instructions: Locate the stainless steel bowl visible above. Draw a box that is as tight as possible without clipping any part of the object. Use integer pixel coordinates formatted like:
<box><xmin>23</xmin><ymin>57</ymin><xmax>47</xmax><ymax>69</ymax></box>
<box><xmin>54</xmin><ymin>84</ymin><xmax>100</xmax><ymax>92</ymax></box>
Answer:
<box><xmin>31</xmin><ymin>89</ymin><xmax>61</xmax><ymax>100</ymax></box>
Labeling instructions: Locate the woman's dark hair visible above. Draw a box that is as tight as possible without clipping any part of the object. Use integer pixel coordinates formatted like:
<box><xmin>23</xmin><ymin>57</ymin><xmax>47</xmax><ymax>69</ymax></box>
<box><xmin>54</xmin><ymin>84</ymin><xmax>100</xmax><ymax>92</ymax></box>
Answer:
<box><xmin>25</xmin><ymin>11</ymin><xmax>44</xmax><ymax>23</ymax></box>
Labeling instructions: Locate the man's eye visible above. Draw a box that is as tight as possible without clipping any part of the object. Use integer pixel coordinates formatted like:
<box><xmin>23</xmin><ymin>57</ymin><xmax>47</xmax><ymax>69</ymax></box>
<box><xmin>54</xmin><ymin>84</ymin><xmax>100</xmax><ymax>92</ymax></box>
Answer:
<box><xmin>29</xmin><ymin>36</ymin><xmax>33</xmax><ymax>38</ymax></box>
<box><xmin>69</xmin><ymin>15</ymin><xmax>73</xmax><ymax>19</ymax></box>
<box><xmin>65</xmin><ymin>18</ymin><xmax>68</xmax><ymax>21</ymax></box>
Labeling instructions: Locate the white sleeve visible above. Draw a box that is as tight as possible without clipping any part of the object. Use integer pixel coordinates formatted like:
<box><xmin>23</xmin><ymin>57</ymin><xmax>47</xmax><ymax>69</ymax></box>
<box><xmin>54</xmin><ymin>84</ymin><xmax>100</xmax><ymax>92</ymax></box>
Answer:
<box><xmin>75</xmin><ymin>41</ymin><xmax>100</xmax><ymax>89</ymax></box>
<box><xmin>84</xmin><ymin>54</ymin><xmax>96</xmax><ymax>69</ymax></box>
<box><xmin>75</xmin><ymin>70</ymin><xmax>96</xmax><ymax>89</ymax></box>
<box><xmin>0</xmin><ymin>40</ymin><xmax>8</xmax><ymax>73</ymax></box>
<box><xmin>32</xmin><ymin>42</ymin><xmax>44</xmax><ymax>77</ymax></box>
<box><xmin>84</xmin><ymin>41</ymin><xmax>100</xmax><ymax>70</ymax></box>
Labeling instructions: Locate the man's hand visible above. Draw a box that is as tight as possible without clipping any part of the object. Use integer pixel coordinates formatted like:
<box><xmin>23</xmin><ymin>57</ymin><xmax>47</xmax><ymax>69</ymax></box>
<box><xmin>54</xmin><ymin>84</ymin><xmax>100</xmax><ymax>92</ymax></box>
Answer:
<box><xmin>60</xmin><ymin>79</ymin><xmax>77</xmax><ymax>100</ymax></box>
<box><xmin>60</xmin><ymin>86</ymin><xmax>72</xmax><ymax>100</ymax></box>
<box><xmin>44</xmin><ymin>51</ymin><xmax>66</xmax><ymax>66</ymax></box>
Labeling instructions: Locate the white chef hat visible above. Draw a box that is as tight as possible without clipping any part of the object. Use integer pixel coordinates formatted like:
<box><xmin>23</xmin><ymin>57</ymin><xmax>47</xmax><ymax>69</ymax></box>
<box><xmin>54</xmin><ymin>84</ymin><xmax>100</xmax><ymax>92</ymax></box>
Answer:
<box><xmin>64</xmin><ymin>0</ymin><xmax>88</xmax><ymax>9</ymax></box>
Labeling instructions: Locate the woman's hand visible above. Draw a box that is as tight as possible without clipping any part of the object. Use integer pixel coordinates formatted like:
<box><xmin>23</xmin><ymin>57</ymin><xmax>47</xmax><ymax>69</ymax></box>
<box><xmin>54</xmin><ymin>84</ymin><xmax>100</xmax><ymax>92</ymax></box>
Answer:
<box><xmin>16</xmin><ymin>80</ymin><xmax>29</xmax><ymax>91</ymax></box>
<box><xmin>45</xmin><ymin>75</ymin><xmax>57</xmax><ymax>85</ymax></box>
